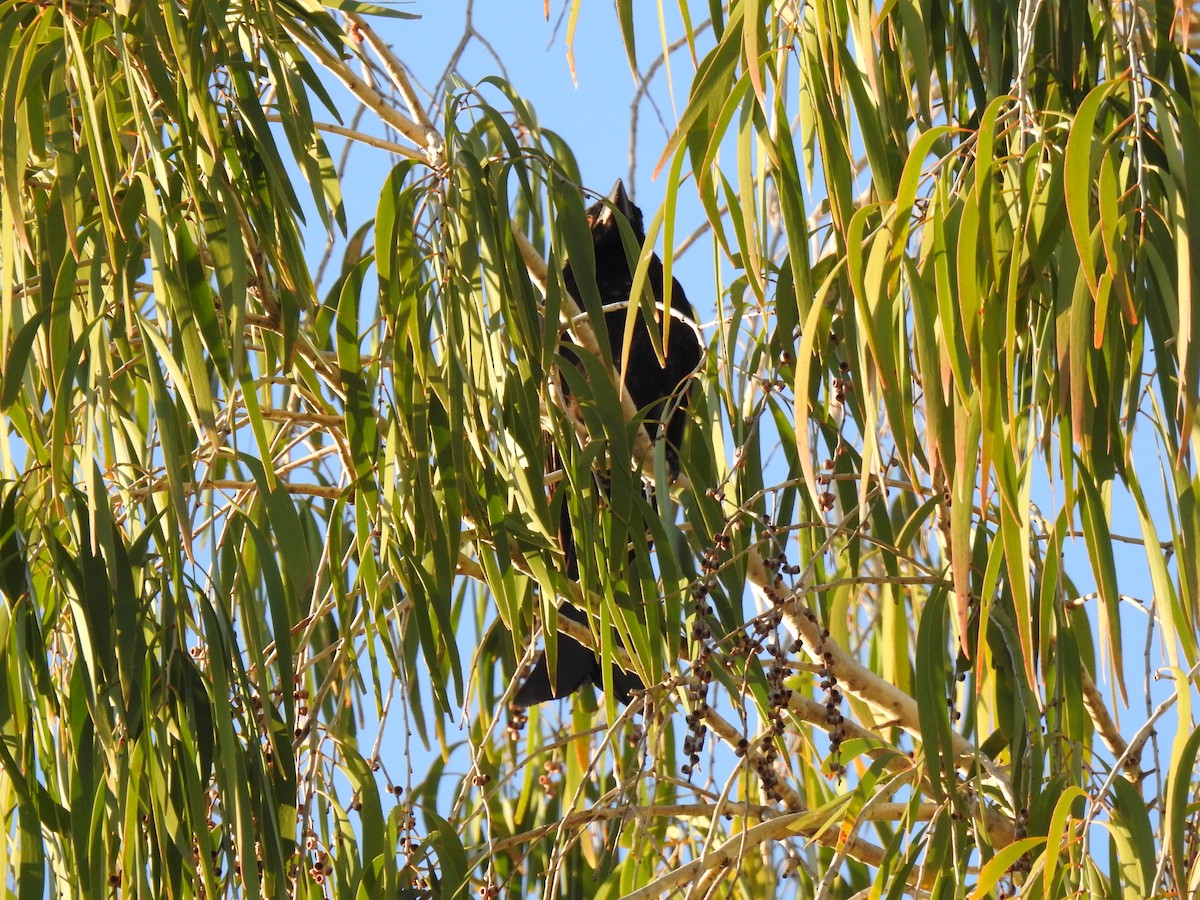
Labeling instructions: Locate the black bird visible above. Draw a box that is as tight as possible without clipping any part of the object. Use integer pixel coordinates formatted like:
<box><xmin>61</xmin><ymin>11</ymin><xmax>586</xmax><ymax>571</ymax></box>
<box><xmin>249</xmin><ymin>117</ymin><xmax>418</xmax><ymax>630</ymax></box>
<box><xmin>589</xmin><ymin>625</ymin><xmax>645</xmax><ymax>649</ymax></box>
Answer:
<box><xmin>514</xmin><ymin>181</ymin><xmax>702</xmax><ymax>707</ymax></box>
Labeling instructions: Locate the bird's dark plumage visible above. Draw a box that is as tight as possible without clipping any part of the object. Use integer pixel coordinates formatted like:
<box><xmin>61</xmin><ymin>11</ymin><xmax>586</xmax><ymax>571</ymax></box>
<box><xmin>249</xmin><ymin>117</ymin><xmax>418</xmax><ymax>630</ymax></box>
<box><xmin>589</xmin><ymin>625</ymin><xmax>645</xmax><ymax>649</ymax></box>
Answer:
<box><xmin>514</xmin><ymin>181</ymin><xmax>702</xmax><ymax>708</ymax></box>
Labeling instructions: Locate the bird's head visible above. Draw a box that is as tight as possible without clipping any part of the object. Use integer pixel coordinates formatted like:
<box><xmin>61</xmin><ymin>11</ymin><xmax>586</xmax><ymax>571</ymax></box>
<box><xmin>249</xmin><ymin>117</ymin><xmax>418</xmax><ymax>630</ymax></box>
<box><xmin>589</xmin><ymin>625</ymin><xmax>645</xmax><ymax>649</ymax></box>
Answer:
<box><xmin>587</xmin><ymin>180</ymin><xmax>645</xmax><ymax>247</ymax></box>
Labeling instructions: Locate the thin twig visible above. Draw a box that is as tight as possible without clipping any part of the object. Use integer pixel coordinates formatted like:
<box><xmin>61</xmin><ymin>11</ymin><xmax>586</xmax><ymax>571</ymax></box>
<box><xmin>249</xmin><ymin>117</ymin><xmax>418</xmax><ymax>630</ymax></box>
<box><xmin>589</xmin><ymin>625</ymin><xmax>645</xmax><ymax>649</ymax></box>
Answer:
<box><xmin>128</xmin><ymin>478</ymin><xmax>343</xmax><ymax>501</ymax></box>
<box><xmin>1080</xmin><ymin>658</ymin><xmax>1200</xmax><ymax>851</ymax></box>
<box><xmin>265</xmin><ymin>113</ymin><xmax>424</xmax><ymax>161</ymax></box>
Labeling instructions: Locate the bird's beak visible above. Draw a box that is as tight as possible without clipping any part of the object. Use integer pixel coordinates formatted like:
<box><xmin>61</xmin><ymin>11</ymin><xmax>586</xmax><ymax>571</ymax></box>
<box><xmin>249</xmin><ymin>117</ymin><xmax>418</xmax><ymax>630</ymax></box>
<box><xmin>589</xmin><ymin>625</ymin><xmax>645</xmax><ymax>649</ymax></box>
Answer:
<box><xmin>594</xmin><ymin>180</ymin><xmax>634</xmax><ymax>229</ymax></box>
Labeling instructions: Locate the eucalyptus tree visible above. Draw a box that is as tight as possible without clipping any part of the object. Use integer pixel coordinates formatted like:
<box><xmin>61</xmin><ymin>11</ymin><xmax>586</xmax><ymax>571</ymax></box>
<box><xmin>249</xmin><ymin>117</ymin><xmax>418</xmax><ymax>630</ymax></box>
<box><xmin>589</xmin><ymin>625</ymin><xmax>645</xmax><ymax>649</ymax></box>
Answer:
<box><xmin>1</xmin><ymin>0</ymin><xmax>1198</xmax><ymax>897</ymax></box>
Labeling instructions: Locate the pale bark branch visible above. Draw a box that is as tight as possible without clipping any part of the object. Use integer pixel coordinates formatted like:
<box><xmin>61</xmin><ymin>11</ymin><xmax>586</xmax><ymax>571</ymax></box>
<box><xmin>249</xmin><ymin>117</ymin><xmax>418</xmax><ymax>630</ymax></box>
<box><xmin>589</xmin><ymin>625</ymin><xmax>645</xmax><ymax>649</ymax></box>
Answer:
<box><xmin>129</xmin><ymin>479</ymin><xmax>344</xmax><ymax>501</ymax></box>
<box><xmin>1079</xmin><ymin>658</ymin><xmax>1143</xmax><ymax>783</ymax></box>
<box><xmin>283</xmin><ymin>22</ymin><xmax>439</xmax><ymax>163</ymax></box>
<box><xmin>265</xmin><ymin>114</ymin><xmax>425</xmax><ymax>160</ymax></box>
<box><xmin>748</xmin><ymin>551</ymin><xmax>1016</xmax><ymax>808</ymax></box>
<box><xmin>344</xmin><ymin>13</ymin><xmax>445</xmax><ymax>166</ymax></box>
<box><xmin>620</xmin><ymin>809</ymin><xmax>924</xmax><ymax>900</ymax></box>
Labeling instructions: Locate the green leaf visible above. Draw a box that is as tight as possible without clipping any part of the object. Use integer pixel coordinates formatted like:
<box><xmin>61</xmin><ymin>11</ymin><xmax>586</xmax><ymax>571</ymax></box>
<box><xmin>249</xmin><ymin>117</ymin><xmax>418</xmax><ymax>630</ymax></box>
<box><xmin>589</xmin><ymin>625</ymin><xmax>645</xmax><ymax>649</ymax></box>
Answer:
<box><xmin>320</xmin><ymin>0</ymin><xmax>419</xmax><ymax>17</ymax></box>
<box><xmin>968</xmin><ymin>837</ymin><xmax>1046</xmax><ymax>900</ymax></box>
<box><xmin>1063</xmin><ymin>81</ymin><xmax>1116</xmax><ymax>301</ymax></box>
<box><xmin>1076</xmin><ymin>462</ymin><xmax>1125</xmax><ymax>701</ymax></box>
<box><xmin>914</xmin><ymin>583</ymin><xmax>956</xmax><ymax>800</ymax></box>
<box><xmin>425</xmin><ymin>811</ymin><xmax>470</xmax><ymax>900</ymax></box>
<box><xmin>615</xmin><ymin>0</ymin><xmax>636</xmax><ymax>74</ymax></box>
<box><xmin>1040</xmin><ymin>785</ymin><xmax>1087</xmax><ymax>895</ymax></box>
<box><xmin>1164</xmin><ymin>713</ymin><xmax>1200</xmax><ymax>891</ymax></box>
<box><xmin>1108</xmin><ymin>776</ymin><xmax>1155</xmax><ymax>896</ymax></box>
<box><xmin>0</xmin><ymin>304</ymin><xmax>50</xmax><ymax>410</ymax></box>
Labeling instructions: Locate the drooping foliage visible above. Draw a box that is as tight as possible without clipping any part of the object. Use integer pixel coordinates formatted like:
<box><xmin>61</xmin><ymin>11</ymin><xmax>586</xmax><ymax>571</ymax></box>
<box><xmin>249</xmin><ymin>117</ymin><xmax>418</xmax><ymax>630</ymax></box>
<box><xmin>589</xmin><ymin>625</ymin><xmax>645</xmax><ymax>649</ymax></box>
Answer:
<box><xmin>1</xmin><ymin>0</ymin><xmax>1199</xmax><ymax>896</ymax></box>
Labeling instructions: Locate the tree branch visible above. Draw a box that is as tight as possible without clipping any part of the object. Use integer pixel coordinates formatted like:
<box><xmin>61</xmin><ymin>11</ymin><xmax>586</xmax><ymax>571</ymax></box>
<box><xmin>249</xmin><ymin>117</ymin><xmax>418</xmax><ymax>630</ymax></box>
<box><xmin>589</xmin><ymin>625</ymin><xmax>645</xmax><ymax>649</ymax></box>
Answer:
<box><xmin>748</xmin><ymin>551</ymin><xmax>1016</xmax><ymax>808</ymax></box>
<box><xmin>620</xmin><ymin>808</ymin><xmax>929</xmax><ymax>899</ymax></box>
<box><xmin>284</xmin><ymin>22</ymin><xmax>440</xmax><ymax>164</ymax></box>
